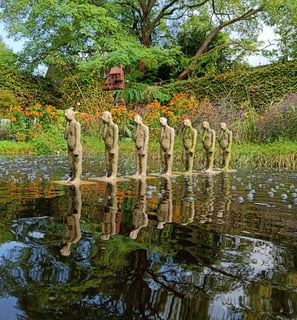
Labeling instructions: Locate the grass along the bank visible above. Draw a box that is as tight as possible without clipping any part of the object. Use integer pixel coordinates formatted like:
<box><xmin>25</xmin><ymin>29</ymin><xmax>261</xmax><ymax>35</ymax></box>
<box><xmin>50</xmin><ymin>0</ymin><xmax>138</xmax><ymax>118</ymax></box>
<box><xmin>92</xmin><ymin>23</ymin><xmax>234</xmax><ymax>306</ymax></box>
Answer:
<box><xmin>0</xmin><ymin>140</ymin><xmax>36</xmax><ymax>155</ymax></box>
<box><xmin>0</xmin><ymin>137</ymin><xmax>296</xmax><ymax>170</ymax></box>
<box><xmin>233</xmin><ymin>140</ymin><xmax>297</xmax><ymax>170</ymax></box>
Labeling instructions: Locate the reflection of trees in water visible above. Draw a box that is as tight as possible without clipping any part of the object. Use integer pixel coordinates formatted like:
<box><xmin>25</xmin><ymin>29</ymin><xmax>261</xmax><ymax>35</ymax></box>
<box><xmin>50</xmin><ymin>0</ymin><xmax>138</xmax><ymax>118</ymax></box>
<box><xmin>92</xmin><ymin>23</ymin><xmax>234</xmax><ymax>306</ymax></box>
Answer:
<box><xmin>4</xmin><ymin>175</ymin><xmax>297</xmax><ymax>319</ymax></box>
<box><xmin>2</xmin><ymin>216</ymin><xmax>297</xmax><ymax>319</ymax></box>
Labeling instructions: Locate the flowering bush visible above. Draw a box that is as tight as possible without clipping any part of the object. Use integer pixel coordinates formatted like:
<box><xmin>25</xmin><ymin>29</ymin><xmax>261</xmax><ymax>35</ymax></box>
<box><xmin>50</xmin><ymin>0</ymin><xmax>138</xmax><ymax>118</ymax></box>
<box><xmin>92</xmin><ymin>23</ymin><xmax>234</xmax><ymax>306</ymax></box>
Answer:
<box><xmin>75</xmin><ymin>93</ymin><xmax>217</xmax><ymax>141</ymax></box>
<box><xmin>7</xmin><ymin>104</ymin><xmax>57</xmax><ymax>141</ymax></box>
<box><xmin>143</xmin><ymin>93</ymin><xmax>217</xmax><ymax>139</ymax></box>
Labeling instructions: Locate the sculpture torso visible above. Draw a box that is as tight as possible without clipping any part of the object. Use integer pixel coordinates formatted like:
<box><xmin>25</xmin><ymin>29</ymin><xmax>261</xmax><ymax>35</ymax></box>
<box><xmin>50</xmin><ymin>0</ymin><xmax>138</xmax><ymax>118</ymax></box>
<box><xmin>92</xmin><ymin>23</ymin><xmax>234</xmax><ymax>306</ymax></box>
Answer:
<box><xmin>219</xmin><ymin>130</ymin><xmax>230</xmax><ymax>150</ymax></box>
<box><xmin>160</xmin><ymin>126</ymin><xmax>173</xmax><ymax>152</ymax></box>
<box><xmin>104</xmin><ymin>122</ymin><xmax>117</xmax><ymax>149</ymax></box>
<box><xmin>183</xmin><ymin>127</ymin><xmax>195</xmax><ymax>150</ymax></box>
<box><xmin>66</xmin><ymin>120</ymin><xmax>80</xmax><ymax>151</ymax></box>
<box><xmin>203</xmin><ymin>128</ymin><xmax>214</xmax><ymax>150</ymax></box>
<box><xmin>134</xmin><ymin>123</ymin><xmax>148</xmax><ymax>151</ymax></box>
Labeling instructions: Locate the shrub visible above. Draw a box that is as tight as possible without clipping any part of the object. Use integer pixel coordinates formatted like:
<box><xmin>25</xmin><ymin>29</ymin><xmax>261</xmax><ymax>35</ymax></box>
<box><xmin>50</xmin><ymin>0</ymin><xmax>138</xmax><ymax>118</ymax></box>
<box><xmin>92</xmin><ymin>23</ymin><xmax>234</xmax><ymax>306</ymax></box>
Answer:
<box><xmin>7</xmin><ymin>104</ymin><xmax>58</xmax><ymax>142</ymax></box>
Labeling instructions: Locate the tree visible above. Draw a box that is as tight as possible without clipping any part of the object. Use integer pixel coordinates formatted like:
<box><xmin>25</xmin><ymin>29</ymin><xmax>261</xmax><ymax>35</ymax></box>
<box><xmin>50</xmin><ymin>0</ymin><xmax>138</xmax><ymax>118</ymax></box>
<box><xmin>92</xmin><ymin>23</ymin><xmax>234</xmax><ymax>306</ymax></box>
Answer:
<box><xmin>1</xmin><ymin>0</ymin><xmax>297</xmax><ymax>84</ymax></box>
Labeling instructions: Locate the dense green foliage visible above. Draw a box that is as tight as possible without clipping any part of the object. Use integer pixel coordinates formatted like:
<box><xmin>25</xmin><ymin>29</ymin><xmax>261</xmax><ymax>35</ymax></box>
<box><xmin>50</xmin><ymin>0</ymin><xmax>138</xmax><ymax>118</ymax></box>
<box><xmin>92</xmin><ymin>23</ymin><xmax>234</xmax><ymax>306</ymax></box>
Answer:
<box><xmin>162</xmin><ymin>62</ymin><xmax>297</xmax><ymax>110</ymax></box>
<box><xmin>1</xmin><ymin>0</ymin><xmax>297</xmax><ymax>83</ymax></box>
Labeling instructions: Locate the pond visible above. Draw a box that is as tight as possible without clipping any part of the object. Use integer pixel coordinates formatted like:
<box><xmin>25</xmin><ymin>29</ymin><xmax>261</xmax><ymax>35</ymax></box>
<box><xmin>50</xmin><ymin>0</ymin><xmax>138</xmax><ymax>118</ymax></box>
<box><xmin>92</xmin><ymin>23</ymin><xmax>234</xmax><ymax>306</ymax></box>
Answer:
<box><xmin>0</xmin><ymin>156</ymin><xmax>297</xmax><ymax>320</ymax></box>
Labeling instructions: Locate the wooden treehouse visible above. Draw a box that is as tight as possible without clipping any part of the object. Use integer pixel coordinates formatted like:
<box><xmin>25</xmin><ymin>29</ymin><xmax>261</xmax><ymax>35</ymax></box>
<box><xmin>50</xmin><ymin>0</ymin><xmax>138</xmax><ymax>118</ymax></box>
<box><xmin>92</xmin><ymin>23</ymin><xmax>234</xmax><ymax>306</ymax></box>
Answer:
<box><xmin>103</xmin><ymin>64</ymin><xmax>125</xmax><ymax>90</ymax></box>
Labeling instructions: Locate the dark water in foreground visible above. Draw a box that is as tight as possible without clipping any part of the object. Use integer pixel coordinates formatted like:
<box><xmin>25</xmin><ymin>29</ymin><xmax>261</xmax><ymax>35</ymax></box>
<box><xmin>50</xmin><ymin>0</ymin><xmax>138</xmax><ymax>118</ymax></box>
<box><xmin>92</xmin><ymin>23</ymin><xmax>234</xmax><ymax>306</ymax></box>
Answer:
<box><xmin>1</xmin><ymin>156</ymin><xmax>297</xmax><ymax>320</ymax></box>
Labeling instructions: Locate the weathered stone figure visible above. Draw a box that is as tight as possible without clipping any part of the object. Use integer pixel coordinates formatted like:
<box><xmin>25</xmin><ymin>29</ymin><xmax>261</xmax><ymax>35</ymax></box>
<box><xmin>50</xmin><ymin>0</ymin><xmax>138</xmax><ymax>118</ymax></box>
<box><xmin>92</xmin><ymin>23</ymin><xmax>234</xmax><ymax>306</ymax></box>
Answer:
<box><xmin>219</xmin><ymin>122</ymin><xmax>232</xmax><ymax>171</ymax></box>
<box><xmin>159</xmin><ymin>117</ymin><xmax>175</xmax><ymax>175</ymax></box>
<box><xmin>182</xmin><ymin>119</ymin><xmax>197</xmax><ymax>174</ymax></box>
<box><xmin>202</xmin><ymin>121</ymin><xmax>216</xmax><ymax>172</ymax></box>
<box><xmin>133</xmin><ymin>115</ymin><xmax>149</xmax><ymax>178</ymax></box>
<box><xmin>64</xmin><ymin>108</ymin><xmax>82</xmax><ymax>184</ymax></box>
<box><xmin>60</xmin><ymin>184</ymin><xmax>82</xmax><ymax>256</ymax></box>
<box><xmin>102</xmin><ymin>111</ymin><xmax>119</xmax><ymax>180</ymax></box>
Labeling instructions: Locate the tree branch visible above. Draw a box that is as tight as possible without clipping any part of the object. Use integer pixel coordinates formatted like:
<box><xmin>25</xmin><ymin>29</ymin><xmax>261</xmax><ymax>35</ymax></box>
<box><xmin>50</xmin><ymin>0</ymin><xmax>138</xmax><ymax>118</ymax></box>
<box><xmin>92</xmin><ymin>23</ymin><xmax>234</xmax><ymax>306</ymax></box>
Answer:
<box><xmin>176</xmin><ymin>6</ymin><xmax>264</xmax><ymax>80</ymax></box>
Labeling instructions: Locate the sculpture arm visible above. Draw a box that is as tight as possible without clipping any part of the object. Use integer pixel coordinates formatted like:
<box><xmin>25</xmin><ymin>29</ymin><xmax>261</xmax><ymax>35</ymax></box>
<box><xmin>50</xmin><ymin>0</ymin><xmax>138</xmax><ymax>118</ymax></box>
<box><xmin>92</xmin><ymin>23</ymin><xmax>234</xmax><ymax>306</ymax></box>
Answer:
<box><xmin>64</xmin><ymin>122</ymin><xmax>69</xmax><ymax>139</ymax></box>
<box><xmin>211</xmin><ymin>129</ymin><xmax>216</xmax><ymax>152</ymax></box>
<box><xmin>227</xmin><ymin>130</ymin><xmax>233</xmax><ymax>151</ymax></box>
<box><xmin>169</xmin><ymin>128</ymin><xmax>175</xmax><ymax>155</ymax></box>
<box><xmin>111</xmin><ymin>124</ymin><xmax>119</xmax><ymax>153</ymax></box>
<box><xmin>190</xmin><ymin>128</ymin><xmax>197</xmax><ymax>154</ymax></box>
<box><xmin>143</xmin><ymin>125</ymin><xmax>149</xmax><ymax>154</ymax></box>
<box><xmin>73</xmin><ymin>121</ymin><xmax>81</xmax><ymax>155</ymax></box>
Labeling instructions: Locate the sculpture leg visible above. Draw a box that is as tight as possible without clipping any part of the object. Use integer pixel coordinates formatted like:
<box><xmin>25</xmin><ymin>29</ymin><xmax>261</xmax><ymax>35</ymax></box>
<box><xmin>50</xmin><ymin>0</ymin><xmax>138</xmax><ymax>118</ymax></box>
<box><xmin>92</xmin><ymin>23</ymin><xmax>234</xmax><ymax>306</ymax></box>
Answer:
<box><xmin>188</xmin><ymin>154</ymin><xmax>194</xmax><ymax>174</ymax></box>
<box><xmin>105</xmin><ymin>149</ymin><xmax>111</xmax><ymax>177</ymax></box>
<box><xmin>223</xmin><ymin>151</ymin><xmax>231</xmax><ymax>171</ymax></box>
<box><xmin>166</xmin><ymin>153</ymin><xmax>172</xmax><ymax>175</ymax></box>
<box><xmin>160</xmin><ymin>150</ymin><xmax>166</xmax><ymax>174</ymax></box>
<box><xmin>110</xmin><ymin>152</ymin><xmax>118</xmax><ymax>179</ymax></box>
<box><xmin>135</xmin><ymin>151</ymin><xmax>140</xmax><ymax>176</ymax></box>
<box><xmin>208</xmin><ymin>151</ymin><xmax>214</xmax><ymax>171</ymax></box>
<box><xmin>140</xmin><ymin>154</ymin><xmax>147</xmax><ymax>176</ymax></box>
<box><xmin>67</xmin><ymin>149</ymin><xmax>74</xmax><ymax>181</ymax></box>
<box><xmin>71</xmin><ymin>153</ymin><xmax>82</xmax><ymax>184</ymax></box>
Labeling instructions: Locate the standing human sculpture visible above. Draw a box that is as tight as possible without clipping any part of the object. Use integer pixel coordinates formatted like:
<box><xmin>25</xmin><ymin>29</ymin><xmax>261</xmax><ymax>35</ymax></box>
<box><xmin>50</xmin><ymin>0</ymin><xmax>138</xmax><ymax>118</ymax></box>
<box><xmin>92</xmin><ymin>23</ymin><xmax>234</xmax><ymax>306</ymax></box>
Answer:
<box><xmin>64</xmin><ymin>108</ymin><xmax>82</xmax><ymax>184</ymax></box>
<box><xmin>219</xmin><ymin>122</ymin><xmax>233</xmax><ymax>171</ymax></box>
<box><xmin>102</xmin><ymin>111</ymin><xmax>119</xmax><ymax>180</ymax></box>
<box><xmin>133</xmin><ymin>115</ymin><xmax>149</xmax><ymax>178</ymax></box>
<box><xmin>202</xmin><ymin>121</ymin><xmax>216</xmax><ymax>173</ymax></box>
<box><xmin>159</xmin><ymin>117</ymin><xmax>175</xmax><ymax>175</ymax></box>
<box><xmin>182</xmin><ymin>119</ymin><xmax>197</xmax><ymax>174</ymax></box>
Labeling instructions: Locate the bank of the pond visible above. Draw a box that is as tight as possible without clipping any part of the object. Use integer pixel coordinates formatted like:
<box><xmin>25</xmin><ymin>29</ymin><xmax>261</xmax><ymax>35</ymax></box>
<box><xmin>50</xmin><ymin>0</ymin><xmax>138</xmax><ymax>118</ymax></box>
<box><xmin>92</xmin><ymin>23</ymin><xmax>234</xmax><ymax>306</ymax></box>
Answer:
<box><xmin>0</xmin><ymin>139</ymin><xmax>296</xmax><ymax>170</ymax></box>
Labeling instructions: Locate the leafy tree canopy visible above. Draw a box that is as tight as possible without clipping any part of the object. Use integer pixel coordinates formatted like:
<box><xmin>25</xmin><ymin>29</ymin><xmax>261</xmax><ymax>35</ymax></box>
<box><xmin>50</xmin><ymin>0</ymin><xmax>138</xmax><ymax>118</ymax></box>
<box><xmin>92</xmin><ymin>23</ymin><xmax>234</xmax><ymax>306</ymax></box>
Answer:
<box><xmin>0</xmin><ymin>0</ymin><xmax>297</xmax><ymax>83</ymax></box>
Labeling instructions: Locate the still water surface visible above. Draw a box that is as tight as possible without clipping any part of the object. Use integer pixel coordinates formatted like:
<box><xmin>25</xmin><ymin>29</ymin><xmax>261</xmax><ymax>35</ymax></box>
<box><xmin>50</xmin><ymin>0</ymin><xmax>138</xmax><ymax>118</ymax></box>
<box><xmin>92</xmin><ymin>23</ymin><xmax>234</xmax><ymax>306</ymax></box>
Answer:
<box><xmin>0</xmin><ymin>156</ymin><xmax>297</xmax><ymax>320</ymax></box>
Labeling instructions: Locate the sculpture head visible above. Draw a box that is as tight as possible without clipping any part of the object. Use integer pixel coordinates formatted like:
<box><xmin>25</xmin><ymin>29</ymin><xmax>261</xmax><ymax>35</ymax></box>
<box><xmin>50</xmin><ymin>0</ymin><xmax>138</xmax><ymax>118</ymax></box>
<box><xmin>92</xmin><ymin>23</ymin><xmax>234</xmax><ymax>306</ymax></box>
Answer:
<box><xmin>102</xmin><ymin>111</ymin><xmax>112</xmax><ymax>124</ymax></box>
<box><xmin>64</xmin><ymin>108</ymin><xmax>75</xmax><ymax>121</ymax></box>
<box><xmin>183</xmin><ymin>119</ymin><xmax>191</xmax><ymax>127</ymax></box>
<box><xmin>202</xmin><ymin>121</ymin><xmax>209</xmax><ymax>129</ymax></box>
<box><xmin>220</xmin><ymin>122</ymin><xmax>227</xmax><ymax>130</ymax></box>
<box><xmin>159</xmin><ymin>117</ymin><xmax>168</xmax><ymax>127</ymax></box>
<box><xmin>134</xmin><ymin>114</ymin><xmax>143</xmax><ymax>125</ymax></box>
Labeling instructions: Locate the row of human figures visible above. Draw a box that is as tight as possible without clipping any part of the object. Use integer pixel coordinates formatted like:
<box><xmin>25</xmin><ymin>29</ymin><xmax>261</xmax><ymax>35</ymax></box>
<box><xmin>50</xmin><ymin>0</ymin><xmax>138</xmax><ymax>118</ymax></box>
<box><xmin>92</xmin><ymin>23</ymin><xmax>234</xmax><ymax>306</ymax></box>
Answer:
<box><xmin>64</xmin><ymin>108</ymin><xmax>233</xmax><ymax>185</ymax></box>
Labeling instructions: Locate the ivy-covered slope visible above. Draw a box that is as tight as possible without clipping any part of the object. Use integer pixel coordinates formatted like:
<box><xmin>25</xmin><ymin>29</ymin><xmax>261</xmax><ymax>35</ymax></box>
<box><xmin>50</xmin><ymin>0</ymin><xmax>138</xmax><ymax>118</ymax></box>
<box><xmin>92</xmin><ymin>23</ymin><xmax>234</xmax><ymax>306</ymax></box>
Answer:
<box><xmin>163</xmin><ymin>62</ymin><xmax>297</xmax><ymax>109</ymax></box>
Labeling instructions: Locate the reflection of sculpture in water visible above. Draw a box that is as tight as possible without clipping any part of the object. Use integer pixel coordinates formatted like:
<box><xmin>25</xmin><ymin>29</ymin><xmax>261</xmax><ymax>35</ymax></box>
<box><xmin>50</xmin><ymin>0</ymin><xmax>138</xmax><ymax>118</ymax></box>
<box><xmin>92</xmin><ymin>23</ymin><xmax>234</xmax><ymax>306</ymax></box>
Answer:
<box><xmin>102</xmin><ymin>111</ymin><xmax>119</xmax><ymax>180</ymax></box>
<box><xmin>157</xmin><ymin>177</ymin><xmax>172</xmax><ymax>229</ymax></box>
<box><xmin>200</xmin><ymin>175</ymin><xmax>215</xmax><ymax>223</ymax></box>
<box><xmin>159</xmin><ymin>117</ymin><xmax>175</xmax><ymax>175</ymax></box>
<box><xmin>217</xmin><ymin>173</ymin><xmax>231</xmax><ymax>224</ymax></box>
<box><xmin>64</xmin><ymin>108</ymin><xmax>82</xmax><ymax>184</ymax></box>
<box><xmin>130</xmin><ymin>179</ymin><xmax>148</xmax><ymax>239</ymax></box>
<box><xmin>133</xmin><ymin>115</ymin><xmax>149</xmax><ymax>178</ymax></box>
<box><xmin>100</xmin><ymin>182</ymin><xmax>118</xmax><ymax>240</ymax></box>
<box><xmin>202</xmin><ymin>121</ymin><xmax>216</xmax><ymax>173</ymax></box>
<box><xmin>182</xmin><ymin>119</ymin><xmax>197</xmax><ymax>174</ymax></box>
<box><xmin>180</xmin><ymin>176</ymin><xmax>195</xmax><ymax>225</ymax></box>
<box><xmin>218</xmin><ymin>122</ymin><xmax>233</xmax><ymax>171</ymax></box>
<box><xmin>60</xmin><ymin>184</ymin><xmax>82</xmax><ymax>256</ymax></box>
